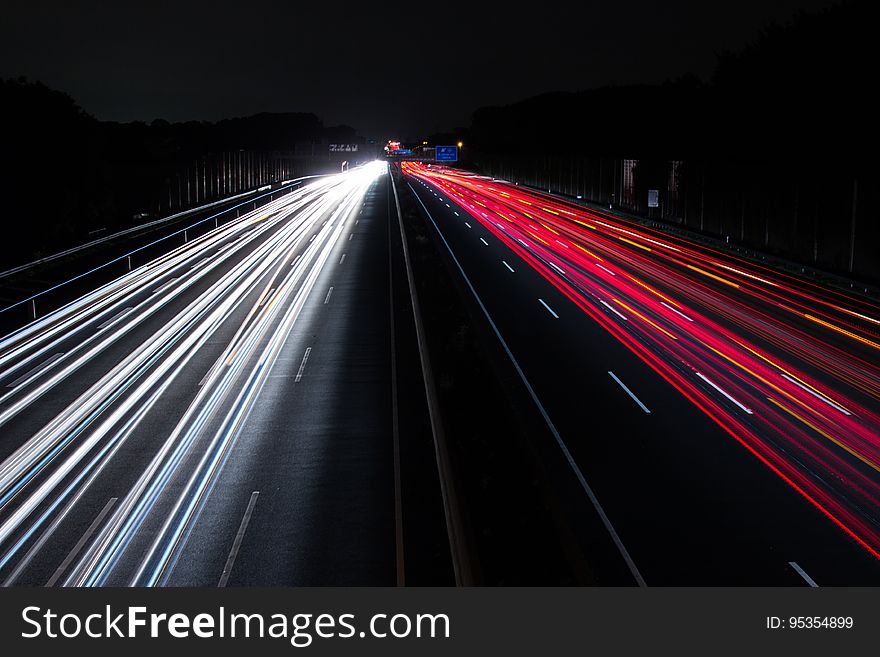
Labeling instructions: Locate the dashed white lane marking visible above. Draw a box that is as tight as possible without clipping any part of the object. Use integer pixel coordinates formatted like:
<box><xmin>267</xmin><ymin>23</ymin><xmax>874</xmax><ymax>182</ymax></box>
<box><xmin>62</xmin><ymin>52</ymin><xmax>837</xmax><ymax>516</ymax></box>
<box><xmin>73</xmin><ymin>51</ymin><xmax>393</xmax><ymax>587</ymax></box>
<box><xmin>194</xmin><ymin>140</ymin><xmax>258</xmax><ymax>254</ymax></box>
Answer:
<box><xmin>695</xmin><ymin>372</ymin><xmax>753</xmax><ymax>414</ymax></box>
<box><xmin>152</xmin><ymin>278</ymin><xmax>179</xmax><ymax>295</ymax></box>
<box><xmin>7</xmin><ymin>353</ymin><xmax>66</xmax><ymax>389</ymax></box>
<box><xmin>96</xmin><ymin>307</ymin><xmax>133</xmax><ymax>330</ymax></box>
<box><xmin>199</xmin><ymin>351</ymin><xmax>229</xmax><ymax>387</ymax></box>
<box><xmin>295</xmin><ymin>347</ymin><xmax>312</xmax><ymax>383</ymax></box>
<box><xmin>600</xmin><ymin>299</ymin><xmax>628</xmax><ymax>321</ymax></box>
<box><xmin>661</xmin><ymin>301</ymin><xmax>694</xmax><ymax>322</ymax></box>
<box><xmin>407</xmin><ymin>183</ymin><xmax>646</xmax><ymax>586</ymax></box>
<box><xmin>46</xmin><ymin>497</ymin><xmax>118</xmax><ymax>587</ymax></box>
<box><xmin>781</xmin><ymin>374</ymin><xmax>851</xmax><ymax>415</ymax></box>
<box><xmin>218</xmin><ymin>491</ymin><xmax>260</xmax><ymax>587</ymax></box>
<box><xmin>548</xmin><ymin>261</ymin><xmax>565</xmax><ymax>275</ymax></box>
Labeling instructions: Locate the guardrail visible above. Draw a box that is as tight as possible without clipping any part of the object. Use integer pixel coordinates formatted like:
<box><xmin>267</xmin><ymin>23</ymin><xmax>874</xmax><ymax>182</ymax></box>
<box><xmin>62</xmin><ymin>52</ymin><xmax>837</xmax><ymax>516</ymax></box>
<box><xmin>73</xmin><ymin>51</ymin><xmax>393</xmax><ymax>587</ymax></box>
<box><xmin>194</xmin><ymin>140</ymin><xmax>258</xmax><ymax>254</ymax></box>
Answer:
<box><xmin>0</xmin><ymin>188</ymin><xmax>272</xmax><ymax>282</ymax></box>
<box><xmin>0</xmin><ymin>174</ymin><xmax>329</xmax><ymax>318</ymax></box>
<box><xmin>518</xmin><ymin>180</ymin><xmax>880</xmax><ymax>301</ymax></box>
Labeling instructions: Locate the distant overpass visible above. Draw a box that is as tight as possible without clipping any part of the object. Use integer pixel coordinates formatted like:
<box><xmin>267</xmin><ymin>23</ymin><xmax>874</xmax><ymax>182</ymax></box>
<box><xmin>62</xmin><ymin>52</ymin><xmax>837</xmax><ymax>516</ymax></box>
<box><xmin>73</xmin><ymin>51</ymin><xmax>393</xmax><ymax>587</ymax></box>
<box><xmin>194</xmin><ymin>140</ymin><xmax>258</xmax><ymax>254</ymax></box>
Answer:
<box><xmin>384</xmin><ymin>145</ymin><xmax>459</xmax><ymax>163</ymax></box>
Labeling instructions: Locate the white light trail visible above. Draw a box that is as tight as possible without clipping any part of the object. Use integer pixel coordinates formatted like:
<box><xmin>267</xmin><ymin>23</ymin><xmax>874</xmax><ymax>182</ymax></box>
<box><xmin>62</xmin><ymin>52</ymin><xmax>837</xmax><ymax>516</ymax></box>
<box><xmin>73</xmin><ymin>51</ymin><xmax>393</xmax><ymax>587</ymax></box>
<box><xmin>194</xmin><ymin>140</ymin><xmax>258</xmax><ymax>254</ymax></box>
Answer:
<box><xmin>0</xmin><ymin>162</ymin><xmax>388</xmax><ymax>584</ymax></box>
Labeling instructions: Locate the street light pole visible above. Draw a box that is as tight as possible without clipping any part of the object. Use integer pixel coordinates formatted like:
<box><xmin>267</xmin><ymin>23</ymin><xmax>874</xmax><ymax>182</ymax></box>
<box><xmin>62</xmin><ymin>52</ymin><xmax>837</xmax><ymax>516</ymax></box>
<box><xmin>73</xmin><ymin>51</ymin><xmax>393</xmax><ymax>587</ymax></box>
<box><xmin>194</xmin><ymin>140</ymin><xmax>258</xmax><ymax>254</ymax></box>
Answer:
<box><xmin>849</xmin><ymin>178</ymin><xmax>858</xmax><ymax>273</ymax></box>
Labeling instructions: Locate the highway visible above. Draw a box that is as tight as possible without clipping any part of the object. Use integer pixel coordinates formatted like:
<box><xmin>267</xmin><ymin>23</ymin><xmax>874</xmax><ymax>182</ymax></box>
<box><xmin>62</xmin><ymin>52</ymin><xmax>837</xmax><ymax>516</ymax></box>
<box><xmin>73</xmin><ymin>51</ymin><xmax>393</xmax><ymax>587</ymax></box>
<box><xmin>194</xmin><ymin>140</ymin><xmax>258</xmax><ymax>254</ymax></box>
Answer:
<box><xmin>0</xmin><ymin>161</ymin><xmax>408</xmax><ymax>586</ymax></box>
<box><xmin>401</xmin><ymin>161</ymin><xmax>880</xmax><ymax>585</ymax></box>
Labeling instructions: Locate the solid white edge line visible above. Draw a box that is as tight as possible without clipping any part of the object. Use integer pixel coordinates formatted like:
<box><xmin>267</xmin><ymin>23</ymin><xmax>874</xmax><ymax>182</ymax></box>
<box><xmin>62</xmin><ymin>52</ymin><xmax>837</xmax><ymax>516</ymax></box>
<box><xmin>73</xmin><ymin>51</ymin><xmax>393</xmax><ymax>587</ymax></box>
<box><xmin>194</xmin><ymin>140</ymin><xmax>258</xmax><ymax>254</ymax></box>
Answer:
<box><xmin>538</xmin><ymin>298</ymin><xmax>559</xmax><ymax>319</ymax></box>
<box><xmin>408</xmin><ymin>181</ymin><xmax>646</xmax><ymax>587</ymax></box>
<box><xmin>789</xmin><ymin>561</ymin><xmax>818</xmax><ymax>587</ymax></box>
<box><xmin>608</xmin><ymin>371</ymin><xmax>651</xmax><ymax>414</ymax></box>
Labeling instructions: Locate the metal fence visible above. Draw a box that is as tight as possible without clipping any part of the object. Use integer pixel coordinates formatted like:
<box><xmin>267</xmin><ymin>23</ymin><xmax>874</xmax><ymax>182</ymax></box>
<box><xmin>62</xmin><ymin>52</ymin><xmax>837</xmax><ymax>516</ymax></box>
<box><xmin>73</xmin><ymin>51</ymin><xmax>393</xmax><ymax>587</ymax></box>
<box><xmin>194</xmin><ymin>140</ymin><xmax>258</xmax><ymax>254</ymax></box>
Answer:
<box><xmin>0</xmin><ymin>176</ymin><xmax>322</xmax><ymax>331</ymax></box>
<box><xmin>476</xmin><ymin>154</ymin><xmax>879</xmax><ymax>283</ymax></box>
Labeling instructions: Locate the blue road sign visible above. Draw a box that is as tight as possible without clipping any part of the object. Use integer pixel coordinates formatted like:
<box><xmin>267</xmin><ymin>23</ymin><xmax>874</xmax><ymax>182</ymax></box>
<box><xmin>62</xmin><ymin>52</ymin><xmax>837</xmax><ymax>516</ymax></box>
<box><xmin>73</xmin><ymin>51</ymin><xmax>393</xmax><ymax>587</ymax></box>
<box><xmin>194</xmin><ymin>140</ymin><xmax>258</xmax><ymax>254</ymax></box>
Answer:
<box><xmin>435</xmin><ymin>145</ymin><xmax>458</xmax><ymax>161</ymax></box>
<box><xmin>394</xmin><ymin>149</ymin><xmax>413</xmax><ymax>155</ymax></box>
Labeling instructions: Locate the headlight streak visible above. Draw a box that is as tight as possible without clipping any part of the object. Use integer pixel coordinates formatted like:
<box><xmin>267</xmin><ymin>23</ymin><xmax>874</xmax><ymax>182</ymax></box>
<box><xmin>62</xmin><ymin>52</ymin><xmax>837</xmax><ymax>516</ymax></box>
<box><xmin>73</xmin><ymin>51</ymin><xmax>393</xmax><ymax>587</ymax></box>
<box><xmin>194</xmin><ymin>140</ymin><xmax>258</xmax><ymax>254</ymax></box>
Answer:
<box><xmin>65</xmin><ymin>163</ymin><xmax>385</xmax><ymax>587</ymax></box>
<box><xmin>0</xmin><ymin>191</ymin><xmax>328</xmax><ymax>558</ymax></box>
<box><xmin>0</xmin><ymin>163</ymin><xmax>386</xmax><ymax>584</ymax></box>
<box><xmin>0</xmin><ymin>184</ymin><xmax>317</xmax><ymax>361</ymax></box>
<box><xmin>403</xmin><ymin>162</ymin><xmax>880</xmax><ymax>560</ymax></box>
<box><xmin>0</xmin><ymin>192</ymin><xmax>332</xmax><ymax>512</ymax></box>
<box><xmin>0</xmin><ymin>183</ymin><xmax>328</xmax><ymax>424</ymax></box>
<box><xmin>140</xmin><ymin>187</ymin><xmax>369</xmax><ymax>588</ymax></box>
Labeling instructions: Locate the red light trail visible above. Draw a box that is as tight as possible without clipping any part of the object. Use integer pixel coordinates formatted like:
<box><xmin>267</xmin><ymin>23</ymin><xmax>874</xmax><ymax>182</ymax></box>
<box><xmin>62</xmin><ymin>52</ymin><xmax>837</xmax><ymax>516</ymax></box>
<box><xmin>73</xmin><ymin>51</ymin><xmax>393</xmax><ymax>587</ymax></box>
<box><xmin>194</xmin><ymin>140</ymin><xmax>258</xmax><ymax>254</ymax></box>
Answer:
<box><xmin>403</xmin><ymin>161</ymin><xmax>880</xmax><ymax>559</ymax></box>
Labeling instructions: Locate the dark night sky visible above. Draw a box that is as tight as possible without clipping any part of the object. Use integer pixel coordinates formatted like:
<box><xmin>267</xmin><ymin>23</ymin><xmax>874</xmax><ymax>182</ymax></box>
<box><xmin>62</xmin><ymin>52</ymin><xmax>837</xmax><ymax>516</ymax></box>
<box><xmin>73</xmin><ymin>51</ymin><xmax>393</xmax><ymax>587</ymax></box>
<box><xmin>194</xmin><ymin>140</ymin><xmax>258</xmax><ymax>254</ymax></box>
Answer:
<box><xmin>1</xmin><ymin>0</ymin><xmax>837</xmax><ymax>140</ymax></box>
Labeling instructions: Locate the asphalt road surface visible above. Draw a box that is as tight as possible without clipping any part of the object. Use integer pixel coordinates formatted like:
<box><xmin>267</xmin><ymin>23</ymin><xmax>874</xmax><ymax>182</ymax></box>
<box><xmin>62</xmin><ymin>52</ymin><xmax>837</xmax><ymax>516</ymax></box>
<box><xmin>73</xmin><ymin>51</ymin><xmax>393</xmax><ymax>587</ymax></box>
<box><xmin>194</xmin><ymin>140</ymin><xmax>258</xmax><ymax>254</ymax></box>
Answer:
<box><xmin>402</xmin><ymin>162</ymin><xmax>880</xmax><ymax>586</ymax></box>
<box><xmin>0</xmin><ymin>162</ymin><xmax>407</xmax><ymax>586</ymax></box>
